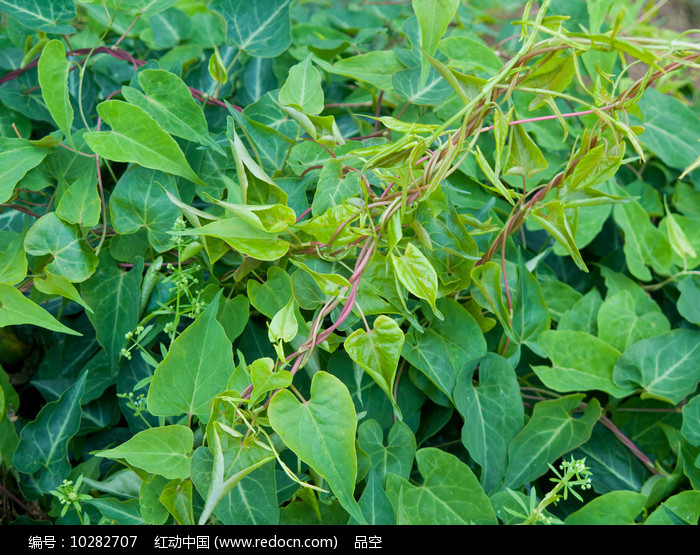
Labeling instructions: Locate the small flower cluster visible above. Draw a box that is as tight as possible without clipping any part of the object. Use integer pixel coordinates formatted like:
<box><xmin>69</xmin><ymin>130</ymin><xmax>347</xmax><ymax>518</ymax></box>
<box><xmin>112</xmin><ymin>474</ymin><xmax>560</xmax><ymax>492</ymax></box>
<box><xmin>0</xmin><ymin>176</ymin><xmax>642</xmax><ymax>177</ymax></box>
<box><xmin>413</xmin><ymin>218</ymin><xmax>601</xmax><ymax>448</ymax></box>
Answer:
<box><xmin>50</xmin><ymin>477</ymin><xmax>92</xmax><ymax>522</ymax></box>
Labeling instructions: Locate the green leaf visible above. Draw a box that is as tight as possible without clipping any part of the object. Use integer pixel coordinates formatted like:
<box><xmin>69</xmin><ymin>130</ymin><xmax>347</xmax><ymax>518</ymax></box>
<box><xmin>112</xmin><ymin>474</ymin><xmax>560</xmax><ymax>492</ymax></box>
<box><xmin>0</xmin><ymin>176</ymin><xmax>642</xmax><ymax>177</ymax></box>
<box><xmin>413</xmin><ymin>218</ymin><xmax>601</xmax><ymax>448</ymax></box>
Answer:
<box><xmin>109</xmin><ymin>166</ymin><xmax>180</xmax><ymax>252</ymax></box>
<box><xmin>95</xmin><ymin>425</ymin><xmax>194</xmax><ymax>480</ymax></box>
<box><xmin>38</xmin><ymin>39</ymin><xmax>74</xmax><ymax>144</ymax></box>
<box><xmin>597</xmin><ymin>291</ymin><xmax>670</xmax><ymax>351</ymax></box>
<box><xmin>84</xmin><ymin>100</ymin><xmax>203</xmax><ymax>185</ymax></box>
<box><xmin>558</xmin><ymin>289</ymin><xmax>602</xmax><ymax>334</ymax></box>
<box><xmin>532</xmin><ymin>201</ymin><xmax>588</xmax><ymax>272</ymax></box>
<box><xmin>565</xmin><ymin>491</ymin><xmax>646</xmax><ymax>525</ymax></box>
<box><xmin>357</xmin><ymin>419</ymin><xmax>416</xmax><ymax>487</ymax></box>
<box><xmin>147</xmin><ymin>292</ymin><xmax>236</xmax><ymax>422</ymax></box>
<box><xmin>0</xmin><ymin>283</ymin><xmax>80</xmax><ymax>336</ymax></box>
<box><xmin>122</xmin><ymin>68</ymin><xmax>223</xmax><ymax>154</ymax></box>
<box><xmin>504</xmin><ymin>123</ymin><xmax>548</xmax><ymax>178</ymax></box>
<box><xmin>249</xmin><ymin>358</ymin><xmax>292</xmax><ymax>405</ymax></box>
<box><xmin>632</xmin><ymin>88</ymin><xmax>700</xmax><ymax>170</ymax></box>
<box><xmin>613</xmin><ymin>329</ymin><xmax>700</xmax><ymax>405</ymax></box>
<box><xmin>533</xmin><ymin>330</ymin><xmax>633</xmax><ymax>398</ymax></box>
<box><xmin>645</xmin><ymin>491</ymin><xmax>700</xmax><ymax>525</ymax></box>
<box><xmin>511</xmin><ymin>255</ymin><xmax>550</xmax><ymax>346</ymax></box>
<box><xmin>0</xmin><ymin>231</ymin><xmax>27</xmax><ymax>285</ymax></box>
<box><xmin>572</xmin><ymin>425</ymin><xmax>649</xmax><ymax>494</ymax></box>
<box><xmin>438</xmin><ymin>36</ymin><xmax>502</xmax><ymax>74</ymax></box>
<box><xmin>677</xmin><ymin>275</ymin><xmax>700</xmax><ymax>325</ymax></box>
<box><xmin>612</xmin><ymin>187</ymin><xmax>671</xmax><ymax>281</ymax></box>
<box><xmin>0</xmin><ymin>0</ymin><xmax>76</xmax><ymax>34</ymax></box>
<box><xmin>0</xmin><ymin>137</ymin><xmax>49</xmax><ymax>204</ymax></box>
<box><xmin>454</xmin><ymin>354</ymin><xmax>524</xmax><ymax>494</ymax></box>
<box><xmin>88</xmin><ymin>498</ymin><xmax>145</xmax><ymax>525</ymax></box>
<box><xmin>160</xmin><ymin>479</ymin><xmax>195</xmax><ymax>525</ymax></box>
<box><xmin>120</xmin><ymin>0</ymin><xmax>178</xmax><ymax>15</ymax></box>
<box><xmin>12</xmin><ymin>372</ymin><xmax>86</xmax><ymax>493</ymax></box>
<box><xmin>312</xmin><ymin>159</ymin><xmax>359</xmax><ymax>216</ymax></box>
<box><xmin>391</xmin><ymin>242</ymin><xmax>441</xmax><ymax>319</ymax></box>
<box><xmin>33</xmin><ymin>272</ymin><xmax>92</xmax><ymax>313</ymax></box>
<box><xmin>681</xmin><ymin>394</ymin><xmax>700</xmax><ymax>446</ymax></box>
<box><xmin>177</xmin><ymin>217</ymin><xmax>290</xmax><ymax>261</ymax></box>
<box><xmin>81</xmin><ymin>251</ymin><xmax>141</xmax><ymax>370</ymax></box>
<box><xmin>247</xmin><ymin>266</ymin><xmax>292</xmax><ymax>319</ymax></box>
<box><xmin>268</xmin><ymin>371</ymin><xmax>365</xmax><ymax>524</ymax></box>
<box><xmin>210</xmin><ymin>0</ymin><xmax>292</xmax><ymax>58</ymax></box>
<box><xmin>190</xmin><ymin>439</ymin><xmax>278</xmax><ymax>525</ymax></box>
<box><xmin>24</xmin><ymin>212</ymin><xmax>98</xmax><ymax>283</ymax></box>
<box><xmin>267</xmin><ymin>298</ymin><xmax>298</xmax><ymax>344</ymax></box>
<box><xmin>345</xmin><ymin>316</ymin><xmax>404</xmax><ymax>413</ymax></box>
<box><xmin>503</xmin><ymin>394</ymin><xmax>601</xmax><ymax>490</ymax></box>
<box><xmin>387</xmin><ymin>447</ymin><xmax>497</xmax><ymax>524</ymax></box>
<box><xmin>402</xmin><ymin>298</ymin><xmax>486</xmax><ymax>401</ymax></box>
<box><xmin>392</xmin><ymin>66</ymin><xmax>452</xmax><ymax>106</ymax></box>
<box><xmin>55</xmin><ymin>171</ymin><xmax>101</xmax><ymax>228</ymax></box>
<box><xmin>352</xmin><ymin>469</ymin><xmax>395</xmax><ymax>525</ymax></box>
<box><xmin>411</xmin><ymin>0</ymin><xmax>460</xmax><ymax>57</ymax></box>
<box><xmin>327</xmin><ymin>51</ymin><xmax>403</xmax><ymax>90</ymax></box>
<box><xmin>470</xmin><ymin>261</ymin><xmax>513</xmax><ymax>337</ymax></box>
<box><xmin>278</xmin><ymin>55</ymin><xmax>324</xmax><ymax>115</ymax></box>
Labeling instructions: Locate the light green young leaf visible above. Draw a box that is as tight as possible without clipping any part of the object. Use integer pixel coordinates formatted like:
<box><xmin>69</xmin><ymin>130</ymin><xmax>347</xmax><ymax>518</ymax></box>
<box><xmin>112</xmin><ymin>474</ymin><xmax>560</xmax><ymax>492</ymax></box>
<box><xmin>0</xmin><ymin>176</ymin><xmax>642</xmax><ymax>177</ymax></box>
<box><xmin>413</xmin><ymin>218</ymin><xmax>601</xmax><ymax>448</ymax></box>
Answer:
<box><xmin>176</xmin><ymin>217</ymin><xmax>290</xmax><ymax>261</ymax></box>
<box><xmin>38</xmin><ymin>39</ymin><xmax>74</xmax><ymax>144</ymax></box>
<box><xmin>470</xmin><ymin>261</ymin><xmax>513</xmax><ymax>338</ymax></box>
<box><xmin>268</xmin><ymin>371</ymin><xmax>366</xmax><ymax>524</ymax></box>
<box><xmin>326</xmin><ymin>51</ymin><xmax>403</xmax><ymax>90</ymax></box>
<box><xmin>391</xmin><ymin>242</ymin><xmax>442</xmax><ymax>320</ymax></box>
<box><xmin>95</xmin><ymin>426</ymin><xmax>194</xmax><ymax>481</ymax></box>
<box><xmin>278</xmin><ymin>55</ymin><xmax>324</xmax><ymax>115</ymax></box>
<box><xmin>268</xmin><ymin>298</ymin><xmax>298</xmax><ymax>344</ymax></box>
<box><xmin>33</xmin><ymin>272</ymin><xmax>93</xmax><ymax>313</ymax></box>
<box><xmin>0</xmin><ymin>231</ymin><xmax>27</xmax><ymax>285</ymax></box>
<box><xmin>345</xmin><ymin>315</ymin><xmax>404</xmax><ymax>413</ymax></box>
<box><xmin>55</xmin><ymin>171</ymin><xmax>101</xmax><ymax>228</ymax></box>
<box><xmin>0</xmin><ymin>137</ymin><xmax>49</xmax><ymax>204</ymax></box>
<box><xmin>504</xmin><ymin>123</ymin><xmax>548</xmax><ymax>178</ymax></box>
<box><xmin>84</xmin><ymin>100</ymin><xmax>204</xmax><ymax>185</ymax></box>
<box><xmin>533</xmin><ymin>201</ymin><xmax>588</xmax><ymax>272</ymax></box>
<box><xmin>249</xmin><ymin>358</ymin><xmax>292</xmax><ymax>405</ymax></box>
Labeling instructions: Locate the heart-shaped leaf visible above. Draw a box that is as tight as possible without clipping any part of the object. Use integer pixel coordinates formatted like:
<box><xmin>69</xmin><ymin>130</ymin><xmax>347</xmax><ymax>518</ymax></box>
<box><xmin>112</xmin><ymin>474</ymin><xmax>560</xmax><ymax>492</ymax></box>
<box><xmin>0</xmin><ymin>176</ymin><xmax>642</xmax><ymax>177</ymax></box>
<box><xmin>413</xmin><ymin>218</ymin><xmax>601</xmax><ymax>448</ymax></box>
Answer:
<box><xmin>345</xmin><ymin>315</ymin><xmax>404</xmax><ymax>413</ymax></box>
<box><xmin>268</xmin><ymin>371</ymin><xmax>365</xmax><ymax>524</ymax></box>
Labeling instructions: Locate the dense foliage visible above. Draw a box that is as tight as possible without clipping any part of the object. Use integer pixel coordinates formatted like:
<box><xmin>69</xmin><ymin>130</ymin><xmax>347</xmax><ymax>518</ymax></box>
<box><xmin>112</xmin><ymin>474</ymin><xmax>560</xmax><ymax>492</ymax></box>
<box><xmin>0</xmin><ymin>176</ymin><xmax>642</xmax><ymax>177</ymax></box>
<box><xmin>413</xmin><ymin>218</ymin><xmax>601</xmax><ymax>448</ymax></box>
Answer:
<box><xmin>1</xmin><ymin>0</ymin><xmax>700</xmax><ymax>525</ymax></box>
